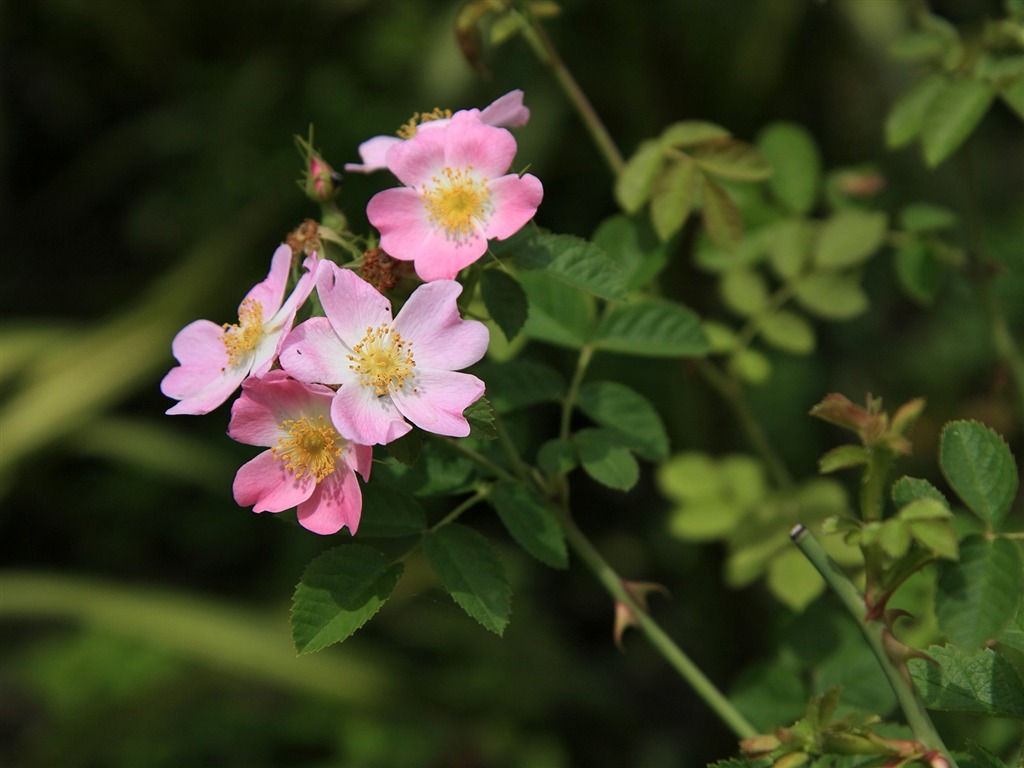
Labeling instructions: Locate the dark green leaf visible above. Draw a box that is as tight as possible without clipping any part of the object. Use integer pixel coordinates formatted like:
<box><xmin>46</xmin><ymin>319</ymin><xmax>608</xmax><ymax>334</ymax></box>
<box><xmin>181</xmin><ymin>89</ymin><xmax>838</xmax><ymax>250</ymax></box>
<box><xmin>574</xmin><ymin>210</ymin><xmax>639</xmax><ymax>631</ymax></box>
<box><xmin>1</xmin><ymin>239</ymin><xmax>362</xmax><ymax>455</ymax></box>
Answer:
<box><xmin>577</xmin><ymin>381</ymin><xmax>669</xmax><ymax>460</ymax></box>
<box><xmin>900</xmin><ymin>202</ymin><xmax>957</xmax><ymax>232</ymax></box>
<box><xmin>792</xmin><ymin>273</ymin><xmax>869</xmax><ymax>320</ymax></box>
<box><xmin>650</xmin><ymin>157</ymin><xmax>698</xmax><ymax>241</ymax></box>
<box><xmin>885</xmin><ymin>73</ymin><xmax>946</xmax><ymax>149</ymax></box>
<box><xmin>940</xmin><ymin>420</ymin><xmax>1018</xmax><ymax>529</ymax></box>
<box><xmin>514</xmin><ymin>233</ymin><xmax>627</xmax><ymax>300</ymax></box>
<box><xmin>615</xmin><ymin>139</ymin><xmax>664</xmax><ymax>213</ymax></box>
<box><xmin>895</xmin><ymin>240</ymin><xmax>946</xmax><ymax>305</ymax></box>
<box><xmin>910</xmin><ymin>644</ymin><xmax>1024</xmax><ymax>716</ymax></box>
<box><xmin>491</xmin><ymin>481</ymin><xmax>568</xmax><ymax>568</ymax></box>
<box><xmin>423</xmin><ymin>523</ymin><xmax>511</xmax><ymax>635</ymax></box>
<box><xmin>922</xmin><ymin>78</ymin><xmax>995</xmax><ymax>167</ymax></box>
<box><xmin>593</xmin><ymin>299</ymin><xmax>709</xmax><ymax>357</ymax></box>
<box><xmin>701</xmin><ymin>174</ymin><xmax>743</xmax><ymax>252</ymax></box>
<box><xmin>291</xmin><ymin>545</ymin><xmax>403</xmax><ymax>653</ymax></box>
<box><xmin>757</xmin><ymin>122</ymin><xmax>821</xmax><ymax>214</ymax></box>
<box><xmin>573</xmin><ymin>428</ymin><xmax>640</xmax><ymax>491</ymax></box>
<box><xmin>892</xmin><ymin>476</ymin><xmax>949</xmax><ymax>508</ymax></box>
<box><xmin>537</xmin><ymin>438</ymin><xmax>578</xmax><ymax>477</ymax></box>
<box><xmin>936</xmin><ymin>535</ymin><xmax>1023</xmax><ymax>649</ymax></box>
<box><xmin>357</xmin><ymin>483</ymin><xmax>426</xmax><ymax>538</ymax></box>
<box><xmin>591</xmin><ymin>213</ymin><xmax>669</xmax><ymax>291</ymax></box>
<box><xmin>385</xmin><ymin>428</ymin><xmax>422</xmax><ymax>466</ymax></box>
<box><xmin>480</xmin><ymin>269</ymin><xmax>528</xmax><ymax>341</ymax></box>
<box><xmin>464</xmin><ymin>396</ymin><xmax>497</xmax><ymax>440</ymax></box>
<box><xmin>814</xmin><ymin>209</ymin><xmax>888</xmax><ymax>269</ymax></box>
<box><xmin>518</xmin><ymin>270</ymin><xmax>594</xmax><ymax>348</ymax></box>
<box><xmin>473</xmin><ymin>359</ymin><xmax>565</xmax><ymax>414</ymax></box>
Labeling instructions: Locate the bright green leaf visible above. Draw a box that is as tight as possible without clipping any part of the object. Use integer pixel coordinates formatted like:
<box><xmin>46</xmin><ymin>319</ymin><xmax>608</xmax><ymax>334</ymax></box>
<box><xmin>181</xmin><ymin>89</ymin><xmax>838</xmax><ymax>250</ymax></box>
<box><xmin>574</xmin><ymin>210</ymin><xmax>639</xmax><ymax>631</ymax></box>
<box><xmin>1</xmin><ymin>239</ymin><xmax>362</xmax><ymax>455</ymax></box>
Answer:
<box><xmin>518</xmin><ymin>270</ymin><xmax>594</xmax><ymax>348</ymax></box>
<box><xmin>757</xmin><ymin>122</ymin><xmax>821</xmax><ymax>214</ymax></box>
<box><xmin>757</xmin><ymin>310</ymin><xmax>816</xmax><ymax>354</ymax></box>
<box><xmin>650</xmin><ymin>157</ymin><xmax>698</xmax><ymax>241</ymax></box>
<box><xmin>878</xmin><ymin>519</ymin><xmax>912</xmax><ymax>558</ymax></box>
<box><xmin>491</xmin><ymin>481</ymin><xmax>568</xmax><ymax>568</ymax></box>
<box><xmin>423</xmin><ymin>524</ymin><xmax>511</xmax><ymax>635</ymax></box>
<box><xmin>291</xmin><ymin>545</ymin><xmax>404</xmax><ymax>653</ymax></box>
<box><xmin>910</xmin><ymin>644</ymin><xmax>1024</xmax><ymax>716</ymax></box>
<box><xmin>818</xmin><ymin>444</ymin><xmax>869</xmax><ymax>474</ymax></box>
<box><xmin>885</xmin><ymin>73</ymin><xmax>946</xmax><ymax>149</ymax></box>
<box><xmin>900</xmin><ymin>202</ymin><xmax>957</xmax><ymax>232</ymax></box>
<box><xmin>765</xmin><ymin>218</ymin><xmax>814</xmax><ymax>280</ymax></box>
<box><xmin>356</xmin><ymin>484</ymin><xmax>426</xmax><ymax>538</ymax></box>
<box><xmin>1000</xmin><ymin>78</ymin><xmax>1024</xmax><ymax>121</ymax></box>
<box><xmin>668</xmin><ymin>499</ymin><xmax>745</xmax><ymax>541</ymax></box>
<box><xmin>615</xmin><ymin>139</ymin><xmax>664</xmax><ymax>213</ymax></box>
<box><xmin>940</xmin><ymin>420</ymin><xmax>1018</xmax><ymax>529</ymax></box>
<box><xmin>936</xmin><ymin>535</ymin><xmax>1023</xmax><ymax>649</ymax></box>
<box><xmin>729</xmin><ymin>348</ymin><xmax>772</xmax><ymax>385</ymax></box>
<box><xmin>793</xmin><ymin>272</ymin><xmax>869</xmax><ymax>320</ymax></box>
<box><xmin>767</xmin><ymin>546</ymin><xmax>825</xmax><ymax>611</ymax></box>
<box><xmin>701</xmin><ymin>174</ymin><xmax>743</xmax><ymax>252</ymax></box>
<box><xmin>720</xmin><ymin>267</ymin><xmax>769</xmax><ymax>317</ymax></box>
<box><xmin>593</xmin><ymin>299</ymin><xmax>709</xmax><ymax>357</ymax></box>
<box><xmin>702</xmin><ymin>320</ymin><xmax>738</xmax><ymax>353</ymax></box>
<box><xmin>892</xmin><ymin>476</ymin><xmax>949</xmax><ymax>508</ymax></box>
<box><xmin>480</xmin><ymin>269</ymin><xmax>528</xmax><ymax>341</ymax></box>
<box><xmin>922</xmin><ymin>78</ymin><xmax>995</xmax><ymax>167</ymax></box>
<box><xmin>660</xmin><ymin>120</ymin><xmax>731</xmax><ymax>148</ymax></box>
<box><xmin>692</xmin><ymin>139</ymin><xmax>772</xmax><ymax>182</ymax></box>
<box><xmin>573</xmin><ymin>428</ymin><xmax>640</xmax><ymax>491</ymax></box>
<box><xmin>656</xmin><ymin>451</ymin><xmax>723</xmax><ymax>501</ymax></box>
<box><xmin>577</xmin><ymin>381</ymin><xmax>669</xmax><ymax>460</ymax></box>
<box><xmin>814</xmin><ymin>209</ymin><xmax>888</xmax><ymax>270</ymax></box>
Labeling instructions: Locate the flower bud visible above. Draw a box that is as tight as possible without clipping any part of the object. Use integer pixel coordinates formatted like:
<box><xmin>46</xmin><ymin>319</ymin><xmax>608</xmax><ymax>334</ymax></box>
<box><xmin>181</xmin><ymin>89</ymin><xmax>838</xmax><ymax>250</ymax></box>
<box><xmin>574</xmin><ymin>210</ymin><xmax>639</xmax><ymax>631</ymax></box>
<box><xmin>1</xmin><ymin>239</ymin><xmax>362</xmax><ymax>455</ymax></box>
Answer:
<box><xmin>295</xmin><ymin>130</ymin><xmax>342</xmax><ymax>203</ymax></box>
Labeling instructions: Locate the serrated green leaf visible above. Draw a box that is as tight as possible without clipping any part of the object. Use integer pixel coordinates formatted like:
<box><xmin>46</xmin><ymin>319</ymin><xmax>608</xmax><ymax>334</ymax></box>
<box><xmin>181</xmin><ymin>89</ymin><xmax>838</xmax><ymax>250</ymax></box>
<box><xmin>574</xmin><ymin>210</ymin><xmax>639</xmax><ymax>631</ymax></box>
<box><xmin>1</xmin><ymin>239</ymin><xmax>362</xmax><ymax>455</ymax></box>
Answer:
<box><xmin>757</xmin><ymin>122</ymin><xmax>821</xmax><ymax>214</ymax></box>
<box><xmin>892</xmin><ymin>476</ymin><xmax>949</xmax><ymax>508</ymax></box>
<box><xmin>473</xmin><ymin>358</ymin><xmax>565</xmax><ymax>414</ymax></box>
<box><xmin>573</xmin><ymin>428</ymin><xmax>640</xmax><ymax>491</ymax></box>
<box><xmin>591</xmin><ymin>213</ymin><xmax>669</xmax><ymax>291</ymax></box>
<box><xmin>692</xmin><ymin>139</ymin><xmax>772</xmax><ymax>182</ymax></box>
<box><xmin>650</xmin><ymin>157</ymin><xmax>698</xmax><ymax>241</ymax></box>
<box><xmin>615</xmin><ymin>139</ymin><xmax>664</xmax><ymax>213</ymax></box>
<box><xmin>577</xmin><ymin>381</ymin><xmax>669</xmax><ymax>461</ymax></box>
<box><xmin>423</xmin><ymin>524</ymin><xmax>511</xmax><ymax>635</ymax></box>
<box><xmin>480</xmin><ymin>269</ymin><xmax>528</xmax><ymax>341</ymax></box>
<box><xmin>940</xmin><ymin>420</ymin><xmax>1019</xmax><ymax>529</ymax></box>
<box><xmin>922</xmin><ymin>78</ymin><xmax>995</xmax><ymax>167</ymax></box>
<box><xmin>900</xmin><ymin>498</ymin><xmax>959</xmax><ymax>560</ymax></box>
<box><xmin>464</xmin><ymin>396</ymin><xmax>497</xmax><ymax>440</ymax></box>
<box><xmin>513</xmin><ymin>233</ymin><xmax>627</xmax><ymax>300</ymax></box>
<box><xmin>900</xmin><ymin>202</ymin><xmax>957</xmax><ymax>232</ymax></box>
<box><xmin>936</xmin><ymin>535</ymin><xmax>1023</xmax><ymax>649</ymax></box>
<box><xmin>793</xmin><ymin>273</ymin><xmax>869</xmax><ymax>320</ymax></box>
<box><xmin>701</xmin><ymin>175</ymin><xmax>743</xmax><ymax>252</ymax></box>
<box><xmin>537</xmin><ymin>437</ymin><xmax>577</xmax><ymax>477</ymax></box>
<box><xmin>518</xmin><ymin>270</ymin><xmax>594</xmax><ymax>348</ymax></box>
<box><xmin>593</xmin><ymin>298</ymin><xmax>709</xmax><ymax>357</ymax></box>
<box><xmin>910</xmin><ymin>644</ymin><xmax>1024</xmax><ymax>716</ymax></box>
<box><xmin>382</xmin><ymin>439</ymin><xmax>474</xmax><ymax>497</ymax></box>
<box><xmin>757</xmin><ymin>310</ymin><xmax>815</xmax><ymax>354</ymax></box>
<box><xmin>356</xmin><ymin>484</ymin><xmax>426</xmax><ymax>538</ymax></box>
<box><xmin>492</xmin><ymin>481</ymin><xmax>567</xmax><ymax>568</ymax></box>
<box><xmin>814</xmin><ymin>209</ymin><xmax>888</xmax><ymax>269</ymax></box>
<box><xmin>886</xmin><ymin>74</ymin><xmax>946</xmax><ymax>149</ymax></box>
<box><xmin>895</xmin><ymin>240</ymin><xmax>946</xmax><ymax>305</ymax></box>
<box><xmin>720</xmin><ymin>268</ymin><xmax>770</xmax><ymax>317</ymax></box>
<box><xmin>659</xmin><ymin>120</ymin><xmax>731</xmax><ymax>148</ymax></box>
<box><xmin>291</xmin><ymin>545</ymin><xmax>404</xmax><ymax>653</ymax></box>
<box><xmin>819</xmin><ymin>444</ymin><xmax>869</xmax><ymax>473</ymax></box>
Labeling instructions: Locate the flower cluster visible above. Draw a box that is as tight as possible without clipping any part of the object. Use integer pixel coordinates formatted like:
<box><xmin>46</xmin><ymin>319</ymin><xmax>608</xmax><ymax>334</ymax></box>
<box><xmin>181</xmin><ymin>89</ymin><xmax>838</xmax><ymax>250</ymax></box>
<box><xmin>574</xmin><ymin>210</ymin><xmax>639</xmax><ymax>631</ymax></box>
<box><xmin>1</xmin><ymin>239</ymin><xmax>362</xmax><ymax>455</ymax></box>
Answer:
<box><xmin>162</xmin><ymin>91</ymin><xmax>540</xmax><ymax>535</ymax></box>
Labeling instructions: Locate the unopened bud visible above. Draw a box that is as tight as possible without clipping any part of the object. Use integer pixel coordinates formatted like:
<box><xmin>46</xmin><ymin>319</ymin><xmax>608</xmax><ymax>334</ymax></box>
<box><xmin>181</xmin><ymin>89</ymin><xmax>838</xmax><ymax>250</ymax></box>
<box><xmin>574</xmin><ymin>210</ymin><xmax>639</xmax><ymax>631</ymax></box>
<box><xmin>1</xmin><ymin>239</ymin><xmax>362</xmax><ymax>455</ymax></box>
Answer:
<box><xmin>295</xmin><ymin>130</ymin><xmax>342</xmax><ymax>203</ymax></box>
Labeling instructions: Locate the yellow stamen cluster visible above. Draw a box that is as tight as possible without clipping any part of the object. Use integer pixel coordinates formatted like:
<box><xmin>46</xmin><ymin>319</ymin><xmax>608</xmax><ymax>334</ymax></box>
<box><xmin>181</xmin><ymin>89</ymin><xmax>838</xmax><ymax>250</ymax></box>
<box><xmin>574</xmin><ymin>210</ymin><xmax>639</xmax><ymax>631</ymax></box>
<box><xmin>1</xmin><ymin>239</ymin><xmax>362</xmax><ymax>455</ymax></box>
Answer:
<box><xmin>422</xmin><ymin>166</ymin><xmax>492</xmax><ymax>241</ymax></box>
<box><xmin>222</xmin><ymin>299</ymin><xmax>264</xmax><ymax>366</ymax></box>
<box><xmin>396</xmin><ymin>107</ymin><xmax>452</xmax><ymax>139</ymax></box>
<box><xmin>347</xmin><ymin>324</ymin><xmax>416</xmax><ymax>397</ymax></box>
<box><xmin>272</xmin><ymin>415</ymin><xmax>342</xmax><ymax>483</ymax></box>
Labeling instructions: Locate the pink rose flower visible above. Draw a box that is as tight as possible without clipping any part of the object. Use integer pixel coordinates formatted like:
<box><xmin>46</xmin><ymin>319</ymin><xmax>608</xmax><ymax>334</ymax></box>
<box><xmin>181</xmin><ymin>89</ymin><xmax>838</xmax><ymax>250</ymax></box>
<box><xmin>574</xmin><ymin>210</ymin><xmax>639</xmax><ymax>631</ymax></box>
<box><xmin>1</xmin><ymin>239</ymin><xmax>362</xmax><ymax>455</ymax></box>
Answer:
<box><xmin>280</xmin><ymin>262</ymin><xmax>489</xmax><ymax>445</ymax></box>
<box><xmin>366</xmin><ymin>110</ymin><xmax>543</xmax><ymax>281</ymax></box>
<box><xmin>344</xmin><ymin>89</ymin><xmax>531</xmax><ymax>174</ymax></box>
<box><xmin>229</xmin><ymin>370</ymin><xmax>372</xmax><ymax>535</ymax></box>
<box><xmin>161</xmin><ymin>246</ymin><xmax>318</xmax><ymax>415</ymax></box>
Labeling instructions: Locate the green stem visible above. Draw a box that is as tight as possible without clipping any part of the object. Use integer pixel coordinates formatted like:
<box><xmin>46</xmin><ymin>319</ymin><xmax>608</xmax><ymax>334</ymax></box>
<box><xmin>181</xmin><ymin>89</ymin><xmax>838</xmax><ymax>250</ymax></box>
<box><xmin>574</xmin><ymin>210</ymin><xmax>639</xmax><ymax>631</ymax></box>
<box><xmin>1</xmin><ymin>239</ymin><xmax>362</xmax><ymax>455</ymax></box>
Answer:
<box><xmin>560</xmin><ymin>344</ymin><xmax>595</xmax><ymax>444</ymax></box>
<box><xmin>443</xmin><ymin>438</ymin><xmax>515</xmax><ymax>483</ymax></box>
<box><xmin>518</xmin><ymin>9</ymin><xmax>625</xmax><ymax>176</ymax></box>
<box><xmin>431</xmin><ymin>488</ymin><xmax>490</xmax><ymax>531</ymax></box>
<box><xmin>695</xmin><ymin>359</ymin><xmax>794</xmax><ymax>490</ymax></box>
<box><xmin>557</xmin><ymin>507</ymin><xmax>757</xmax><ymax>739</ymax></box>
<box><xmin>493</xmin><ymin>412</ymin><xmax>534</xmax><ymax>485</ymax></box>
<box><xmin>790</xmin><ymin>526</ymin><xmax>958</xmax><ymax>766</ymax></box>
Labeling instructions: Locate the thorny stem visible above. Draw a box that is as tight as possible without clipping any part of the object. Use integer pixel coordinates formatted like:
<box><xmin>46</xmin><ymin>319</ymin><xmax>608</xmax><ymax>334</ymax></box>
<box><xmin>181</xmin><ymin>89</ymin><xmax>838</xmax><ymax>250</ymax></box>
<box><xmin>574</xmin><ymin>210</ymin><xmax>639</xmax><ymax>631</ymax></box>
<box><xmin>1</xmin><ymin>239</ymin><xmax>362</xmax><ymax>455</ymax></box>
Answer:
<box><xmin>791</xmin><ymin>526</ymin><xmax>958</xmax><ymax>766</ymax></box>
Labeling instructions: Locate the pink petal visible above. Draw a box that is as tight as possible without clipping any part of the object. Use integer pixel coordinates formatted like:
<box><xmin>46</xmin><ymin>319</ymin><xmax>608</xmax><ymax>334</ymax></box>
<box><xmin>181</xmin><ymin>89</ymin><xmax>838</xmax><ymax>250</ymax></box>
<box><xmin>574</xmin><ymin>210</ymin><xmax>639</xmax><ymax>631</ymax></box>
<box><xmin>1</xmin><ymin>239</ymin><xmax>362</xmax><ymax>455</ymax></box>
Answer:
<box><xmin>386</xmin><ymin>125</ymin><xmax>450</xmax><ymax>187</ymax></box>
<box><xmin>480</xmin><ymin>90</ymin><xmax>530</xmax><ymax>128</ymax></box>
<box><xmin>243</xmin><ymin>244</ymin><xmax>293</xmax><ymax>315</ymax></box>
<box><xmin>317</xmin><ymin>262</ymin><xmax>394</xmax><ymax>346</ymax></box>
<box><xmin>162</xmin><ymin>319</ymin><xmax>246</xmax><ymax>415</ymax></box>
<box><xmin>349</xmin><ymin>443</ymin><xmax>373</xmax><ymax>482</ymax></box>
<box><xmin>443</xmin><ymin>112</ymin><xmax>518</xmax><ymax>178</ymax></box>
<box><xmin>392</xmin><ymin>369</ymin><xmax>484</xmax><ymax>438</ymax></box>
<box><xmin>366</xmin><ymin>187</ymin><xmax>437</xmax><ymax>264</ymax></box>
<box><xmin>228</xmin><ymin>371</ymin><xmax>335</xmax><ymax>447</ymax></box>
<box><xmin>394</xmin><ymin>281</ymin><xmax>489</xmax><ymax>370</ymax></box>
<box><xmin>344</xmin><ymin>135</ymin><xmax>403</xmax><ymax>174</ymax></box>
<box><xmin>412</xmin><ymin>238</ymin><xmax>488</xmax><ymax>282</ymax></box>
<box><xmin>297</xmin><ymin>465</ymin><xmax>364</xmax><ymax>535</ymax></box>
<box><xmin>279</xmin><ymin>317</ymin><xmax>356</xmax><ymax>386</ymax></box>
<box><xmin>233</xmin><ymin>449</ymin><xmax>315</xmax><ymax>513</ymax></box>
<box><xmin>483</xmin><ymin>173</ymin><xmax>543</xmax><ymax>241</ymax></box>
<box><xmin>331</xmin><ymin>384</ymin><xmax>411</xmax><ymax>446</ymax></box>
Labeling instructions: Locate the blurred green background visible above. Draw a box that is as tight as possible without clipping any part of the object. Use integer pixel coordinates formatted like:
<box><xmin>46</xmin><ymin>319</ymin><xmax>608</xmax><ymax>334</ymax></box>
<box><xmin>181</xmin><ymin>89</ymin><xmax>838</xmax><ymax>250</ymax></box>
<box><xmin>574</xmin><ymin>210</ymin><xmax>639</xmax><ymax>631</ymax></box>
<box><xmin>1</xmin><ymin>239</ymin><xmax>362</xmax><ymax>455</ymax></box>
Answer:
<box><xmin>2</xmin><ymin>0</ymin><xmax>1021</xmax><ymax>766</ymax></box>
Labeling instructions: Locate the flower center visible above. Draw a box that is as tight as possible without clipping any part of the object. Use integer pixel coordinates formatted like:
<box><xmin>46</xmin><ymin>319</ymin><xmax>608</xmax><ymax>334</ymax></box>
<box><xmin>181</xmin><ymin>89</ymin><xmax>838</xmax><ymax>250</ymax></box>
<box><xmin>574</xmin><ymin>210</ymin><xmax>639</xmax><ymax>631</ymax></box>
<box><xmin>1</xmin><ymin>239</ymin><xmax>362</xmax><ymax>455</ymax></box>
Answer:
<box><xmin>396</xmin><ymin>107</ymin><xmax>452</xmax><ymax>139</ymax></box>
<box><xmin>272</xmin><ymin>415</ymin><xmax>342</xmax><ymax>482</ymax></box>
<box><xmin>421</xmin><ymin>166</ymin><xmax>492</xmax><ymax>242</ymax></box>
<box><xmin>222</xmin><ymin>299</ymin><xmax>264</xmax><ymax>366</ymax></box>
<box><xmin>347</xmin><ymin>323</ymin><xmax>416</xmax><ymax>397</ymax></box>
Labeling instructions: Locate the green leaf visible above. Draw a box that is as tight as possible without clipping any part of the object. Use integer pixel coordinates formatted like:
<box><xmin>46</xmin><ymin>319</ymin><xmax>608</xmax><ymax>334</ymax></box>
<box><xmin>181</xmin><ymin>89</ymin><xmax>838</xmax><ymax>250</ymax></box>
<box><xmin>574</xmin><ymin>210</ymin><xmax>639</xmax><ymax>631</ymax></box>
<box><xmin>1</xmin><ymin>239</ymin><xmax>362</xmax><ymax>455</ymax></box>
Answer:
<box><xmin>615</xmin><ymin>139</ymin><xmax>664</xmax><ymax>213</ymax></box>
<box><xmin>818</xmin><ymin>445</ymin><xmax>869</xmax><ymax>473</ymax></box>
<box><xmin>940</xmin><ymin>420</ymin><xmax>1018</xmax><ymax>529</ymax></box>
<box><xmin>900</xmin><ymin>202</ymin><xmax>957</xmax><ymax>232</ymax></box>
<box><xmin>422</xmin><ymin>523</ymin><xmax>511</xmax><ymax>635</ymax></box>
<box><xmin>922</xmin><ymin>78</ymin><xmax>995</xmax><ymax>167</ymax></box>
<box><xmin>757</xmin><ymin>310</ymin><xmax>815</xmax><ymax>355</ymax></box>
<box><xmin>889</xmin><ymin>30</ymin><xmax>952</xmax><ymax>62</ymax></box>
<box><xmin>464</xmin><ymin>396</ymin><xmax>497</xmax><ymax>440</ymax></box>
<box><xmin>572</xmin><ymin>428</ymin><xmax>640</xmax><ymax>491</ymax></box>
<box><xmin>767</xmin><ymin>546</ymin><xmax>825</xmax><ymax>611</ymax></box>
<box><xmin>480</xmin><ymin>269</ymin><xmax>528</xmax><ymax>341</ymax></box>
<box><xmin>892</xmin><ymin>476</ymin><xmax>949</xmax><ymax>508</ymax></box>
<box><xmin>650</xmin><ymin>157</ymin><xmax>698</xmax><ymax>241</ymax></box>
<box><xmin>1000</xmin><ymin>77</ymin><xmax>1024</xmax><ymax>121</ymax></box>
<box><xmin>792</xmin><ymin>272</ymin><xmax>869</xmax><ymax>320</ymax></box>
<box><xmin>385</xmin><ymin>429</ymin><xmax>422</xmax><ymax>466</ymax></box>
<box><xmin>910</xmin><ymin>644</ymin><xmax>1024</xmax><ymax>716</ymax></box>
<box><xmin>660</xmin><ymin>120</ymin><xmax>731</xmax><ymax>148</ymax></box>
<box><xmin>593</xmin><ymin>298</ymin><xmax>709</xmax><ymax>357</ymax></box>
<box><xmin>701</xmin><ymin>174</ymin><xmax>743</xmax><ymax>252</ymax></box>
<box><xmin>764</xmin><ymin>218</ymin><xmax>814</xmax><ymax>280</ymax></box>
<box><xmin>668</xmin><ymin>499</ymin><xmax>745</xmax><ymax>541</ymax></box>
<box><xmin>356</xmin><ymin>484</ymin><xmax>426</xmax><ymax>538</ymax></box>
<box><xmin>757</xmin><ymin>122</ymin><xmax>821</xmax><ymax>214</ymax></box>
<box><xmin>814</xmin><ymin>209</ymin><xmax>888</xmax><ymax>269</ymax></box>
<box><xmin>895</xmin><ymin>240</ymin><xmax>946</xmax><ymax>305</ymax></box>
<box><xmin>577</xmin><ymin>381</ymin><xmax>670</xmax><ymax>460</ymax></box>
<box><xmin>473</xmin><ymin>359</ymin><xmax>565</xmax><ymax>414</ymax></box>
<box><xmin>291</xmin><ymin>545</ymin><xmax>403</xmax><ymax>653</ymax></box>
<box><xmin>691</xmin><ymin>139</ymin><xmax>772</xmax><ymax>182</ymax></box>
<box><xmin>514</xmin><ymin>233</ymin><xmax>627</xmax><ymax>301</ymax></box>
<box><xmin>591</xmin><ymin>213</ymin><xmax>669</xmax><ymax>291</ymax></box>
<box><xmin>900</xmin><ymin>498</ymin><xmax>959</xmax><ymax>560</ymax></box>
<box><xmin>518</xmin><ymin>270</ymin><xmax>594</xmax><ymax>349</ymax></box>
<box><xmin>720</xmin><ymin>268</ymin><xmax>769</xmax><ymax>317</ymax></box>
<box><xmin>491</xmin><ymin>481</ymin><xmax>568</xmax><ymax>568</ymax></box>
<box><xmin>537</xmin><ymin>438</ymin><xmax>578</xmax><ymax>477</ymax></box>
<box><xmin>878</xmin><ymin>518</ymin><xmax>912</xmax><ymax>558</ymax></box>
<box><xmin>886</xmin><ymin>73</ymin><xmax>946</xmax><ymax>149</ymax></box>
<box><xmin>936</xmin><ymin>535</ymin><xmax>1023</xmax><ymax>649</ymax></box>
<box><xmin>729</xmin><ymin>348</ymin><xmax>772</xmax><ymax>385</ymax></box>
